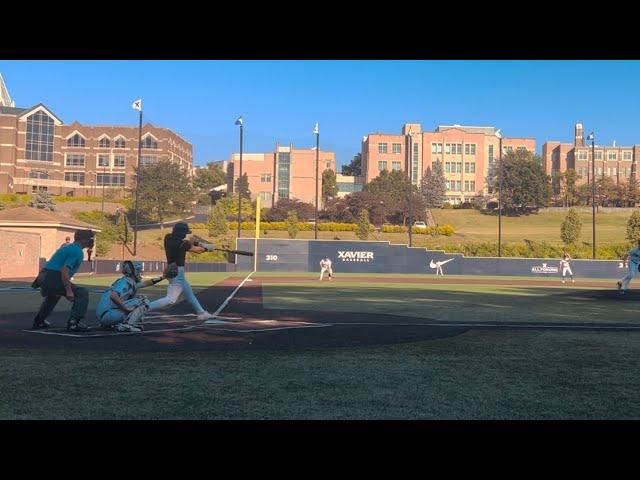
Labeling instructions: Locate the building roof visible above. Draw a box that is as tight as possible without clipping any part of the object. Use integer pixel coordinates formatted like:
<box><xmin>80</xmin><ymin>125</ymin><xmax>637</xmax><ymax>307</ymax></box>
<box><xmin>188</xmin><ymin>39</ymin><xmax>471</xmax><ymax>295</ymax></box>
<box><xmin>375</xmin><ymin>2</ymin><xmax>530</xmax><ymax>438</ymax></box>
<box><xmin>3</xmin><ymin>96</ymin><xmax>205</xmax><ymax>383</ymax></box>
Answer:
<box><xmin>0</xmin><ymin>106</ymin><xmax>27</xmax><ymax>116</ymax></box>
<box><xmin>435</xmin><ymin>125</ymin><xmax>498</xmax><ymax>135</ymax></box>
<box><xmin>0</xmin><ymin>206</ymin><xmax>101</xmax><ymax>231</ymax></box>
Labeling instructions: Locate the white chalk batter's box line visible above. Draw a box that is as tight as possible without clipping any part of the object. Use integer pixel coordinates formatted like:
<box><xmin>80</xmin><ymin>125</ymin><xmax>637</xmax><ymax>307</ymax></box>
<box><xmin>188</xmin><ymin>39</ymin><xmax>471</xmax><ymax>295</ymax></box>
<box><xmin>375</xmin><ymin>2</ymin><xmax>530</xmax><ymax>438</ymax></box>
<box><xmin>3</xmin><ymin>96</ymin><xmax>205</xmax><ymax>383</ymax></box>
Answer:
<box><xmin>22</xmin><ymin>321</ymin><xmax>326</xmax><ymax>338</ymax></box>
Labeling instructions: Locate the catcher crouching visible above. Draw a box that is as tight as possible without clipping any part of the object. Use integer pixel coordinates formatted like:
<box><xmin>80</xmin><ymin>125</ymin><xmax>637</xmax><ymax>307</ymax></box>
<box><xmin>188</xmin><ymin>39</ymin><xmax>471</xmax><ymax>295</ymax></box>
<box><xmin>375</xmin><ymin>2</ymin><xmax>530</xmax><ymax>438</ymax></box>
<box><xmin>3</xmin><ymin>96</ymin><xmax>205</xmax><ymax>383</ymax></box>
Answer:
<box><xmin>95</xmin><ymin>260</ymin><xmax>169</xmax><ymax>332</ymax></box>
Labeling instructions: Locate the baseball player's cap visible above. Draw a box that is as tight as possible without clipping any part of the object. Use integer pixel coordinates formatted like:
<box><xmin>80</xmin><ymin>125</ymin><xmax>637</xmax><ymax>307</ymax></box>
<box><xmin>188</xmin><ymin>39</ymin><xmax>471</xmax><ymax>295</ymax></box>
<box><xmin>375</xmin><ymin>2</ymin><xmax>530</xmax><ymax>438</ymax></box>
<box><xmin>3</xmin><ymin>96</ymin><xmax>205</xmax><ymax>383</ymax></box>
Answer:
<box><xmin>74</xmin><ymin>229</ymin><xmax>95</xmax><ymax>240</ymax></box>
<box><xmin>172</xmin><ymin>222</ymin><xmax>192</xmax><ymax>234</ymax></box>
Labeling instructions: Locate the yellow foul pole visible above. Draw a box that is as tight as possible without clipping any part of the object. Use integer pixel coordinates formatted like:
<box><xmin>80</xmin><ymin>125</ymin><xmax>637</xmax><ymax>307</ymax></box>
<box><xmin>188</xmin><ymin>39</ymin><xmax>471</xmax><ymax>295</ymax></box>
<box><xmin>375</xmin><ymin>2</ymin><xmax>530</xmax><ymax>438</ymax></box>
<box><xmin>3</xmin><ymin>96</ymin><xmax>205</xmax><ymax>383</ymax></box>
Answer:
<box><xmin>253</xmin><ymin>196</ymin><xmax>261</xmax><ymax>272</ymax></box>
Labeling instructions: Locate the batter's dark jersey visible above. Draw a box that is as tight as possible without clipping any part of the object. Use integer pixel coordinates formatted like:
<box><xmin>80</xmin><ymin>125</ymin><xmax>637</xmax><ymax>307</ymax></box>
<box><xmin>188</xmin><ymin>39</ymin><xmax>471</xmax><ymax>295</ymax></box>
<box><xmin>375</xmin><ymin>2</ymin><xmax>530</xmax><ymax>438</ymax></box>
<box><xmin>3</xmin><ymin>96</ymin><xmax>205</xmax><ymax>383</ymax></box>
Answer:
<box><xmin>164</xmin><ymin>234</ymin><xmax>192</xmax><ymax>267</ymax></box>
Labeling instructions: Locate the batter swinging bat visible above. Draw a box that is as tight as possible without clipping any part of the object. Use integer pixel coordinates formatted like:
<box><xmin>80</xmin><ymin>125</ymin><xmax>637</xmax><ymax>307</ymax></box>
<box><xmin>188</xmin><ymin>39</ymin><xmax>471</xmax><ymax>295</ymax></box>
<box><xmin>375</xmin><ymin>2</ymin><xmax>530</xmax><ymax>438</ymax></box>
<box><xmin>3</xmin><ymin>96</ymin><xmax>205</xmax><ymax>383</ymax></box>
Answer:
<box><xmin>190</xmin><ymin>235</ymin><xmax>254</xmax><ymax>257</ymax></box>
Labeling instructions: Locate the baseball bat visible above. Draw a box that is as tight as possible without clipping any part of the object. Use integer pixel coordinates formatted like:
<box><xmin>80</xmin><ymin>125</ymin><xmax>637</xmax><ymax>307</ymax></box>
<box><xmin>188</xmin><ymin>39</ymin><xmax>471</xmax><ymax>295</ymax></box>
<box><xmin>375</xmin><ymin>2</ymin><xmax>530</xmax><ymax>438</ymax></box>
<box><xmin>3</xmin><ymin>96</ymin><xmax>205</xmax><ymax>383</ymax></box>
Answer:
<box><xmin>190</xmin><ymin>235</ymin><xmax>254</xmax><ymax>257</ymax></box>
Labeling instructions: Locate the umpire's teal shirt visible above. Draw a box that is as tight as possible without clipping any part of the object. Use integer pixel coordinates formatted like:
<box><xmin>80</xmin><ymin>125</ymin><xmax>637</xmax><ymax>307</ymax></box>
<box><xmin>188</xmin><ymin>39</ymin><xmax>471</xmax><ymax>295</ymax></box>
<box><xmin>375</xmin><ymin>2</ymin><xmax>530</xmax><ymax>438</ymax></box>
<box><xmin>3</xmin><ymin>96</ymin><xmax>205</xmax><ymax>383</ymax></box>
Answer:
<box><xmin>44</xmin><ymin>243</ymin><xmax>84</xmax><ymax>276</ymax></box>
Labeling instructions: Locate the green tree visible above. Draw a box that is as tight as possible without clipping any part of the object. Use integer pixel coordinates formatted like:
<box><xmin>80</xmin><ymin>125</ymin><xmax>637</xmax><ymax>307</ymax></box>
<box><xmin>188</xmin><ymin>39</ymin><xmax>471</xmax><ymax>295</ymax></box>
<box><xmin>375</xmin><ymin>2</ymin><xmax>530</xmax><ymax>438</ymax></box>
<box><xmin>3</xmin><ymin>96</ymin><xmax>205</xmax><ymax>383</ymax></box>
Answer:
<box><xmin>286</xmin><ymin>210</ymin><xmax>299</xmax><ymax>239</ymax></box>
<box><xmin>216</xmin><ymin>193</ymin><xmax>254</xmax><ymax>221</ymax></box>
<box><xmin>356</xmin><ymin>209</ymin><xmax>372</xmax><ymax>240</ymax></box>
<box><xmin>560</xmin><ymin>208</ymin><xmax>582</xmax><ymax>245</ymax></box>
<box><xmin>421</xmin><ymin>161</ymin><xmax>446</xmax><ymax>208</ymax></box>
<box><xmin>625</xmin><ymin>177</ymin><xmax>640</xmax><ymax>207</ymax></box>
<box><xmin>0</xmin><ymin>200</ymin><xmax>4</xmax><ymax>211</ymax></box>
<box><xmin>193</xmin><ymin>165</ymin><xmax>226</xmax><ymax>204</ymax></box>
<box><xmin>207</xmin><ymin>203</ymin><xmax>229</xmax><ymax>237</ymax></box>
<box><xmin>626</xmin><ymin>210</ymin><xmax>640</xmax><ymax>242</ymax></box>
<box><xmin>490</xmin><ymin>150</ymin><xmax>552</xmax><ymax>215</ymax></box>
<box><xmin>342</xmin><ymin>153</ymin><xmax>362</xmax><ymax>176</ymax></box>
<box><xmin>560</xmin><ymin>169</ymin><xmax>580</xmax><ymax>207</ymax></box>
<box><xmin>28</xmin><ymin>190</ymin><xmax>56</xmax><ymax>211</ymax></box>
<box><xmin>136</xmin><ymin>160</ymin><xmax>195</xmax><ymax>230</ymax></box>
<box><xmin>322</xmin><ymin>169</ymin><xmax>338</xmax><ymax>204</ymax></box>
<box><xmin>264</xmin><ymin>198</ymin><xmax>315</xmax><ymax>222</ymax></box>
<box><xmin>234</xmin><ymin>173</ymin><xmax>250</xmax><ymax>200</ymax></box>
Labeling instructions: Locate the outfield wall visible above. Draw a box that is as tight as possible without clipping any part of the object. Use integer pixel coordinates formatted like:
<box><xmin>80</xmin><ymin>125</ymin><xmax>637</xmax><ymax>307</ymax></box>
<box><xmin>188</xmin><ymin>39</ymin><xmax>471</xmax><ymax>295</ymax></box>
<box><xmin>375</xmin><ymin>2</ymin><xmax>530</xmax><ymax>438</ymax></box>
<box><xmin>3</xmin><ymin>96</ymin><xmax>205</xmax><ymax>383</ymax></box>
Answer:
<box><xmin>236</xmin><ymin>238</ymin><xmax>627</xmax><ymax>279</ymax></box>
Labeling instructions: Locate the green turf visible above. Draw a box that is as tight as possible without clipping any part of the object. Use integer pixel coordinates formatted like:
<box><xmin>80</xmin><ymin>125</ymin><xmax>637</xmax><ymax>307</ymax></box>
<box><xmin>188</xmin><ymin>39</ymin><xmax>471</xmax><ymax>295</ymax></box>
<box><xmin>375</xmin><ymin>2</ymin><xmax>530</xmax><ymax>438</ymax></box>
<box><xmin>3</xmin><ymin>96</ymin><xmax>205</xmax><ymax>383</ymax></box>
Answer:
<box><xmin>261</xmin><ymin>281</ymin><xmax>635</xmax><ymax>325</ymax></box>
<box><xmin>2</xmin><ymin>329</ymin><xmax>640</xmax><ymax>419</ymax></box>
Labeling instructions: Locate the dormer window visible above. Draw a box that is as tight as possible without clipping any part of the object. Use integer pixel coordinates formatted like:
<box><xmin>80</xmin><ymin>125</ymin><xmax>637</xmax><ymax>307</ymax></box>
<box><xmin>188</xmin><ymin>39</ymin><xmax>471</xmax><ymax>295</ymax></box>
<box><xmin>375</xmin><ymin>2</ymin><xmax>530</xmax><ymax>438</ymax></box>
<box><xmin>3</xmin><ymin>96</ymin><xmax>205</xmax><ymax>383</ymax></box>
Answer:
<box><xmin>142</xmin><ymin>136</ymin><xmax>158</xmax><ymax>149</ymax></box>
<box><xmin>67</xmin><ymin>133</ymin><xmax>86</xmax><ymax>147</ymax></box>
<box><xmin>98</xmin><ymin>137</ymin><xmax>111</xmax><ymax>148</ymax></box>
<box><xmin>114</xmin><ymin>137</ymin><xmax>126</xmax><ymax>148</ymax></box>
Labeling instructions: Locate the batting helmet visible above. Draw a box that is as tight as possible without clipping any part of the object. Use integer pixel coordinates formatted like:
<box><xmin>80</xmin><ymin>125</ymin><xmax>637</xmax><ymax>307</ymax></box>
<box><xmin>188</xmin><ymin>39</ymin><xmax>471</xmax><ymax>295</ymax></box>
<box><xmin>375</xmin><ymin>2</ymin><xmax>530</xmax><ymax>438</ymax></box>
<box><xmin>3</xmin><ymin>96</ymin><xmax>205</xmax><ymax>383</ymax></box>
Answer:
<box><xmin>172</xmin><ymin>222</ymin><xmax>192</xmax><ymax>235</ymax></box>
<box><xmin>74</xmin><ymin>229</ymin><xmax>95</xmax><ymax>248</ymax></box>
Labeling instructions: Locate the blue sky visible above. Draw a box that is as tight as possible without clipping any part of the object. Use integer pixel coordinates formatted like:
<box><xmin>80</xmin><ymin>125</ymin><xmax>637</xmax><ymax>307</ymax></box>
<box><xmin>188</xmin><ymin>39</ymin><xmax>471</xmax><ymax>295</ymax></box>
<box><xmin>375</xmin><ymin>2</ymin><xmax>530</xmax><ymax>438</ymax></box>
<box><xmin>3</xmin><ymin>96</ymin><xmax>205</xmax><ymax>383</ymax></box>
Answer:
<box><xmin>1</xmin><ymin>60</ymin><xmax>639</xmax><ymax>167</ymax></box>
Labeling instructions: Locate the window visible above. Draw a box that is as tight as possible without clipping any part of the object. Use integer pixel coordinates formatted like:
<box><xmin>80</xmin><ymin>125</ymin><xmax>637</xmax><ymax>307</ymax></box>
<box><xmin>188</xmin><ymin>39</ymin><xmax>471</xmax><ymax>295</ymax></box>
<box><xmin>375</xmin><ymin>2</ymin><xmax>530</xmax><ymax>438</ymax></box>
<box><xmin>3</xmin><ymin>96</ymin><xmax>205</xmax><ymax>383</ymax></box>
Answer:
<box><xmin>259</xmin><ymin>192</ymin><xmax>272</xmax><ymax>202</ymax></box>
<box><xmin>277</xmin><ymin>152</ymin><xmax>290</xmax><ymax>199</ymax></box>
<box><xmin>392</xmin><ymin>143</ymin><xmax>402</xmax><ymax>154</ymax></box>
<box><xmin>142</xmin><ymin>136</ymin><xmax>158</xmax><ymax>149</ymax></box>
<box><xmin>114</xmin><ymin>137</ymin><xmax>126</xmax><ymax>148</ymax></box>
<box><xmin>445</xmin><ymin>144</ymin><xmax>451</xmax><ymax>154</ymax></box>
<box><xmin>577</xmin><ymin>150</ymin><xmax>588</xmax><ymax>160</ymax></box>
<box><xmin>26</xmin><ymin>111</ymin><xmax>55</xmax><ymax>162</ymax></box>
<box><xmin>97</xmin><ymin>173</ymin><xmax>125</xmax><ymax>186</ymax></box>
<box><xmin>29</xmin><ymin>170</ymin><xmax>49</xmax><ymax>179</ymax></box>
<box><xmin>114</xmin><ymin>155</ymin><xmax>125</xmax><ymax>167</ymax></box>
<box><xmin>65</xmin><ymin>154</ymin><xmax>85</xmax><ymax>167</ymax></box>
<box><xmin>464</xmin><ymin>144</ymin><xmax>476</xmax><ymax>155</ymax></box>
<box><xmin>377</xmin><ymin>161</ymin><xmax>388</xmax><ymax>172</ymax></box>
<box><xmin>445</xmin><ymin>180</ymin><xmax>462</xmax><ymax>191</ymax></box>
<box><xmin>431</xmin><ymin>143</ymin><xmax>443</xmax><ymax>154</ymax></box>
<box><xmin>449</xmin><ymin>144</ymin><xmax>462</xmax><ymax>154</ymax></box>
<box><xmin>32</xmin><ymin>186</ymin><xmax>48</xmax><ymax>192</ymax></box>
<box><xmin>455</xmin><ymin>162</ymin><xmax>462</xmax><ymax>173</ymax></box>
<box><xmin>65</xmin><ymin>172</ymin><xmax>85</xmax><ymax>185</ymax></box>
<box><xmin>98</xmin><ymin>137</ymin><xmax>111</xmax><ymax>148</ymax></box>
<box><xmin>464</xmin><ymin>163</ymin><xmax>476</xmax><ymax>173</ymax></box>
<box><xmin>412</xmin><ymin>143</ymin><xmax>419</xmax><ymax>184</ymax></box>
<box><xmin>597</xmin><ymin>167</ymin><xmax>603</xmax><ymax>175</ymax></box>
<box><xmin>608</xmin><ymin>151</ymin><xmax>617</xmax><ymax>161</ymax></box>
<box><xmin>392</xmin><ymin>161</ymin><xmax>401</xmax><ymax>171</ymax></box>
<box><xmin>67</xmin><ymin>133</ymin><xmax>86</xmax><ymax>147</ymax></box>
<box><xmin>260</xmin><ymin>173</ymin><xmax>272</xmax><ymax>183</ymax></box>
<box><xmin>140</xmin><ymin>155</ymin><xmax>158</xmax><ymax>165</ymax></box>
<box><xmin>445</xmin><ymin>162</ymin><xmax>451</xmax><ymax>173</ymax></box>
<box><xmin>377</xmin><ymin>143</ymin><xmax>388</xmax><ymax>154</ymax></box>
<box><xmin>464</xmin><ymin>180</ymin><xmax>476</xmax><ymax>192</ymax></box>
<box><xmin>98</xmin><ymin>155</ymin><xmax>110</xmax><ymax>167</ymax></box>
<box><xmin>623</xmin><ymin>151</ymin><xmax>632</xmax><ymax>161</ymax></box>
<box><xmin>594</xmin><ymin>151</ymin><xmax>603</xmax><ymax>160</ymax></box>
<box><xmin>503</xmin><ymin>146</ymin><xmax>513</xmax><ymax>154</ymax></box>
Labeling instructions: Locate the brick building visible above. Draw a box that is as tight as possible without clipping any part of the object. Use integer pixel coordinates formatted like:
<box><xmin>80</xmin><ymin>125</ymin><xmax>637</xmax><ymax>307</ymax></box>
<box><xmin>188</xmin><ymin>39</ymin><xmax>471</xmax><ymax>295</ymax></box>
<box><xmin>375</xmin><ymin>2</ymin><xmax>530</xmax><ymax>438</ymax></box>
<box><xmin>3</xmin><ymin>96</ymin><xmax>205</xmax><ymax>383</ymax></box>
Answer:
<box><xmin>361</xmin><ymin>123</ymin><xmax>535</xmax><ymax>205</ymax></box>
<box><xmin>227</xmin><ymin>143</ymin><xmax>336</xmax><ymax>207</ymax></box>
<box><xmin>542</xmin><ymin>123</ymin><xmax>640</xmax><ymax>191</ymax></box>
<box><xmin>0</xmin><ymin>74</ymin><xmax>192</xmax><ymax>197</ymax></box>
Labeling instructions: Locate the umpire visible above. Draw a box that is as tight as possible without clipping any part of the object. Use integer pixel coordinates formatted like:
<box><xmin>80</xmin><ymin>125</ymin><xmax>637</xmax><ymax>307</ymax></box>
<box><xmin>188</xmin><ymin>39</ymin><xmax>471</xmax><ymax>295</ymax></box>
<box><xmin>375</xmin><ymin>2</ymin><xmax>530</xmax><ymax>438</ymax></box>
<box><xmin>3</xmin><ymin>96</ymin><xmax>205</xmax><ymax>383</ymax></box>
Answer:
<box><xmin>31</xmin><ymin>229</ymin><xmax>95</xmax><ymax>331</ymax></box>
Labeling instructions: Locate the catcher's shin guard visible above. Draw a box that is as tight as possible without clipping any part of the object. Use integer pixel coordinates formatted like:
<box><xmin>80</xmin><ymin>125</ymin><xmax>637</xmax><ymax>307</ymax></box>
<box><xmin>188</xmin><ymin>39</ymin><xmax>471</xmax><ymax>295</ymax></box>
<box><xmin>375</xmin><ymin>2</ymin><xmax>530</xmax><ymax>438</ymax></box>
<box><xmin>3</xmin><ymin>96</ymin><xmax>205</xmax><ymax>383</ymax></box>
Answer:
<box><xmin>125</xmin><ymin>298</ymin><xmax>149</xmax><ymax>329</ymax></box>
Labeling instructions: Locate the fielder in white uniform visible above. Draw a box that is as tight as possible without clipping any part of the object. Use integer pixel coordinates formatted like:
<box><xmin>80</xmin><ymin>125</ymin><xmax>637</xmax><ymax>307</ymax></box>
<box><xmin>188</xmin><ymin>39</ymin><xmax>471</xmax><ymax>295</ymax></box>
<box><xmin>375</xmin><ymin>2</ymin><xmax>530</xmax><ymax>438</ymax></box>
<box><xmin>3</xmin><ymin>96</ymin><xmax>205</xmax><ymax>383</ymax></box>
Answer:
<box><xmin>319</xmin><ymin>256</ymin><xmax>333</xmax><ymax>281</ymax></box>
<box><xmin>559</xmin><ymin>254</ymin><xmax>574</xmax><ymax>284</ymax></box>
<box><xmin>618</xmin><ymin>240</ymin><xmax>640</xmax><ymax>294</ymax></box>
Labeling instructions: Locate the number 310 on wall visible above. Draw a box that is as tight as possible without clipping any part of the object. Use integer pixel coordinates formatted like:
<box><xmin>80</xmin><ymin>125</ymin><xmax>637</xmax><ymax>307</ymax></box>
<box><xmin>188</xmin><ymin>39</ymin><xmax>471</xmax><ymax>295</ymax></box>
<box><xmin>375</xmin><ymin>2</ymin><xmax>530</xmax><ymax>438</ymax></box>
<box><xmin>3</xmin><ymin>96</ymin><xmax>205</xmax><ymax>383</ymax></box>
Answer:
<box><xmin>265</xmin><ymin>255</ymin><xmax>278</xmax><ymax>261</ymax></box>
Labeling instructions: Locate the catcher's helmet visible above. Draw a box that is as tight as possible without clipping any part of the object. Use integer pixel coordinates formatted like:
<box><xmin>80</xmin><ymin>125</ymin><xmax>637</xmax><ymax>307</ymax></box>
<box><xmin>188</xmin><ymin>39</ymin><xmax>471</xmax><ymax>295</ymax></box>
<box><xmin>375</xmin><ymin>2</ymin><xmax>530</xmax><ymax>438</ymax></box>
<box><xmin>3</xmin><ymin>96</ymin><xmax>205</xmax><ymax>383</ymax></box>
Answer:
<box><xmin>172</xmin><ymin>222</ymin><xmax>192</xmax><ymax>235</ymax></box>
<box><xmin>122</xmin><ymin>260</ymin><xmax>143</xmax><ymax>281</ymax></box>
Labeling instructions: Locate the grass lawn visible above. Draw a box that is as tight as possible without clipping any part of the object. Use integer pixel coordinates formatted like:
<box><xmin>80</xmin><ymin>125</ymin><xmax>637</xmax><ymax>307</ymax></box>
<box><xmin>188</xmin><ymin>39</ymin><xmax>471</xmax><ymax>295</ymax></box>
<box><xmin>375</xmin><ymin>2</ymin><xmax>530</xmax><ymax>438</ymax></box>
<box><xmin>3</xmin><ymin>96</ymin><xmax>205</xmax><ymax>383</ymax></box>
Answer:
<box><xmin>179</xmin><ymin>209</ymin><xmax>635</xmax><ymax>250</ymax></box>
<box><xmin>2</xmin><ymin>274</ymin><xmax>639</xmax><ymax>419</ymax></box>
<box><xmin>2</xmin><ymin>329</ymin><xmax>640</xmax><ymax>419</ymax></box>
<box><xmin>259</xmin><ymin>279</ymin><xmax>634</xmax><ymax>325</ymax></box>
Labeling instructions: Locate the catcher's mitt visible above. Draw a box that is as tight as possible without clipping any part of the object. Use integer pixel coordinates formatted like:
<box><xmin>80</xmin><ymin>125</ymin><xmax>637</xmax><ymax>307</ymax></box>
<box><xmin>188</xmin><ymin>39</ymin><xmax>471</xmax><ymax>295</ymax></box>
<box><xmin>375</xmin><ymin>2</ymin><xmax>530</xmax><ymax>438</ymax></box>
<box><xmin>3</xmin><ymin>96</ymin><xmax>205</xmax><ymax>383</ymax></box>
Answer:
<box><xmin>163</xmin><ymin>262</ymin><xmax>179</xmax><ymax>279</ymax></box>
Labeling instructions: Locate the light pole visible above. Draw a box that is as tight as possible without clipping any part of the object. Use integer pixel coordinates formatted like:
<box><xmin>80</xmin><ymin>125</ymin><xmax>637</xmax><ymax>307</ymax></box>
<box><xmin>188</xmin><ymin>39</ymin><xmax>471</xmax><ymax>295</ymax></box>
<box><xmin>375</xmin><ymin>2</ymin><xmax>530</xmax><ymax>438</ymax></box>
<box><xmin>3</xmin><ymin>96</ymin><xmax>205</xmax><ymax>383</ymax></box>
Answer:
<box><xmin>407</xmin><ymin>131</ymin><xmax>413</xmax><ymax>247</ymax></box>
<box><xmin>132</xmin><ymin>99</ymin><xmax>143</xmax><ymax>256</ymax></box>
<box><xmin>314</xmin><ymin>122</ymin><xmax>319</xmax><ymax>240</ymax></box>
<box><xmin>101</xmin><ymin>162</ymin><xmax>107</xmax><ymax>217</ymax></box>
<box><xmin>496</xmin><ymin>129</ymin><xmax>503</xmax><ymax>257</ymax></box>
<box><xmin>587</xmin><ymin>132</ymin><xmax>596</xmax><ymax>259</ymax></box>
<box><xmin>235</xmin><ymin>116</ymin><xmax>244</xmax><ymax>240</ymax></box>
